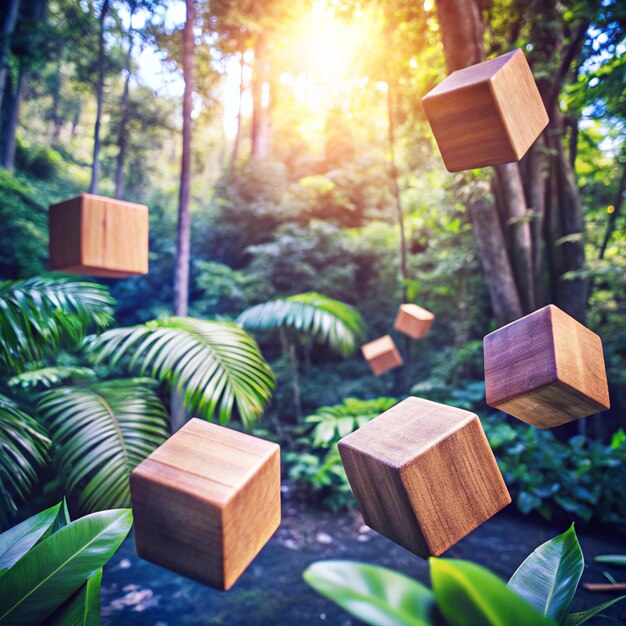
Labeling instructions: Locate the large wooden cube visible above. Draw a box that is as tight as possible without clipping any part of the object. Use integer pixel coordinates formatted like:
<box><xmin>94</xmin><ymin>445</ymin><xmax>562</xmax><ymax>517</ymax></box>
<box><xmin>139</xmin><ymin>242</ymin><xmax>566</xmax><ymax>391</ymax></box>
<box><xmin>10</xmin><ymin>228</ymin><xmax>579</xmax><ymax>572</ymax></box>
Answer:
<box><xmin>394</xmin><ymin>304</ymin><xmax>435</xmax><ymax>339</ymax></box>
<box><xmin>484</xmin><ymin>305</ymin><xmax>610</xmax><ymax>429</ymax></box>
<box><xmin>338</xmin><ymin>397</ymin><xmax>510</xmax><ymax>558</ymax></box>
<box><xmin>49</xmin><ymin>193</ymin><xmax>149</xmax><ymax>277</ymax></box>
<box><xmin>130</xmin><ymin>418</ymin><xmax>281</xmax><ymax>590</ymax></box>
<box><xmin>361</xmin><ymin>335</ymin><xmax>403</xmax><ymax>376</ymax></box>
<box><xmin>422</xmin><ymin>49</ymin><xmax>548</xmax><ymax>172</ymax></box>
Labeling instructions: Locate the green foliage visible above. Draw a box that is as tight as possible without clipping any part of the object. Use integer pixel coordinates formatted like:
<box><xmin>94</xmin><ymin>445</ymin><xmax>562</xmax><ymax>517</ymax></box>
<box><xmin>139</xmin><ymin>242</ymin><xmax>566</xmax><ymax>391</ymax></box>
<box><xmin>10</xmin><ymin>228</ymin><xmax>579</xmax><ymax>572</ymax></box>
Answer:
<box><xmin>0</xmin><ymin>506</ymin><xmax>131</xmax><ymax>626</ymax></box>
<box><xmin>0</xmin><ymin>394</ymin><xmax>50</xmax><ymax>525</ymax></box>
<box><xmin>507</xmin><ymin>526</ymin><xmax>583</xmax><ymax>624</ymax></box>
<box><xmin>7</xmin><ymin>366</ymin><xmax>96</xmax><ymax>390</ymax></box>
<box><xmin>239</xmin><ymin>292</ymin><xmax>365</xmax><ymax>357</ymax></box>
<box><xmin>15</xmin><ymin>139</ymin><xmax>63</xmax><ymax>180</ymax></box>
<box><xmin>595</xmin><ymin>555</ymin><xmax>626</xmax><ymax>567</ymax></box>
<box><xmin>305</xmin><ymin>527</ymin><xmax>626</xmax><ymax>626</ymax></box>
<box><xmin>284</xmin><ymin>397</ymin><xmax>397</xmax><ymax>509</ymax></box>
<box><xmin>484</xmin><ymin>418</ymin><xmax>626</xmax><ymax>525</ymax></box>
<box><xmin>89</xmin><ymin>317</ymin><xmax>275</xmax><ymax>428</ymax></box>
<box><xmin>37</xmin><ymin>379</ymin><xmax>169</xmax><ymax>512</ymax></box>
<box><xmin>0</xmin><ymin>277</ymin><xmax>114</xmax><ymax>374</ymax></box>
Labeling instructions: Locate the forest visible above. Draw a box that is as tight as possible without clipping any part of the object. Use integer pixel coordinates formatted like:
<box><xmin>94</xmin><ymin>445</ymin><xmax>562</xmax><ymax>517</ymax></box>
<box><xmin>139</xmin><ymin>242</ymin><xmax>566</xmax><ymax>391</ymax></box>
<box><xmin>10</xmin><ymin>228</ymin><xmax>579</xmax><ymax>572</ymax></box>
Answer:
<box><xmin>0</xmin><ymin>0</ymin><xmax>625</xmax><ymax>624</ymax></box>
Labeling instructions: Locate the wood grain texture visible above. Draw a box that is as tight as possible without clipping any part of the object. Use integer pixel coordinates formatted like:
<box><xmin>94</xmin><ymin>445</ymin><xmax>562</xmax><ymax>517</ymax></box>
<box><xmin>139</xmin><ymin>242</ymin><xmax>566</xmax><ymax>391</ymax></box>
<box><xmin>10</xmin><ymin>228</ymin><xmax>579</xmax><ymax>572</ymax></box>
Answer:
<box><xmin>422</xmin><ymin>49</ymin><xmax>548</xmax><ymax>172</ymax></box>
<box><xmin>484</xmin><ymin>304</ymin><xmax>610</xmax><ymax>428</ymax></box>
<box><xmin>49</xmin><ymin>193</ymin><xmax>149</xmax><ymax>278</ymax></box>
<box><xmin>361</xmin><ymin>335</ymin><xmax>403</xmax><ymax>376</ymax></box>
<box><xmin>338</xmin><ymin>397</ymin><xmax>511</xmax><ymax>558</ymax></box>
<box><xmin>394</xmin><ymin>304</ymin><xmax>435</xmax><ymax>340</ymax></box>
<box><xmin>130</xmin><ymin>418</ymin><xmax>281</xmax><ymax>590</ymax></box>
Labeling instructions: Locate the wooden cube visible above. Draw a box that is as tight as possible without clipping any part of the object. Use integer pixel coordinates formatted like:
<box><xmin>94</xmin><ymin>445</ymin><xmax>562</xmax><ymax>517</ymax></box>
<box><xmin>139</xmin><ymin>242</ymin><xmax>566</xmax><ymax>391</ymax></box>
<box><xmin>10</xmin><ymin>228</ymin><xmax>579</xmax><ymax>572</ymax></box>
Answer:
<box><xmin>361</xmin><ymin>335</ymin><xmax>403</xmax><ymax>376</ymax></box>
<box><xmin>394</xmin><ymin>304</ymin><xmax>435</xmax><ymax>339</ymax></box>
<box><xmin>484</xmin><ymin>305</ymin><xmax>610</xmax><ymax>429</ymax></box>
<box><xmin>130</xmin><ymin>418</ymin><xmax>281</xmax><ymax>590</ymax></box>
<box><xmin>422</xmin><ymin>49</ymin><xmax>548</xmax><ymax>172</ymax></box>
<box><xmin>338</xmin><ymin>397</ymin><xmax>510</xmax><ymax>558</ymax></box>
<box><xmin>49</xmin><ymin>193</ymin><xmax>149</xmax><ymax>278</ymax></box>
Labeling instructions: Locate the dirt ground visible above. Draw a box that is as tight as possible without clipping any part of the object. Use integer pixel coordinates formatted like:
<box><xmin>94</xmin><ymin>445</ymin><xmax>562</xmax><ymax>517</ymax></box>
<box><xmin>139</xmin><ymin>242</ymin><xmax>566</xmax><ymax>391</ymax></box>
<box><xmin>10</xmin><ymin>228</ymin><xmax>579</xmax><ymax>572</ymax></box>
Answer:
<box><xmin>101</xmin><ymin>487</ymin><xmax>626</xmax><ymax>625</ymax></box>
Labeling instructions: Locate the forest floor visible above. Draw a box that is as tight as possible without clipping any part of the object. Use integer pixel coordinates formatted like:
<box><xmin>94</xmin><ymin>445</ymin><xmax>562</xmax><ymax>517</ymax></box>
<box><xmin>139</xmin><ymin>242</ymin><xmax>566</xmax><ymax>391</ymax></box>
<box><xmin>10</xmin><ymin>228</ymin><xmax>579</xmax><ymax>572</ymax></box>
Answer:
<box><xmin>101</xmin><ymin>485</ymin><xmax>626</xmax><ymax>625</ymax></box>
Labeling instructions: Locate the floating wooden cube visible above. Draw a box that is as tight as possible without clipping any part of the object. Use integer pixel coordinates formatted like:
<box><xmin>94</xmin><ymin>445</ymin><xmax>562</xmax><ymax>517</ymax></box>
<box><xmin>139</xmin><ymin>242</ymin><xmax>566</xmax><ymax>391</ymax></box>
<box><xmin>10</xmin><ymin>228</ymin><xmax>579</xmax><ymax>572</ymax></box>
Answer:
<box><xmin>338</xmin><ymin>397</ymin><xmax>510</xmax><ymax>558</ymax></box>
<box><xmin>394</xmin><ymin>304</ymin><xmax>435</xmax><ymax>339</ymax></box>
<box><xmin>361</xmin><ymin>335</ymin><xmax>403</xmax><ymax>376</ymax></box>
<box><xmin>484</xmin><ymin>304</ymin><xmax>610</xmax><ymax>429</ymax></box>
<box><xmin>49</xmin><ymin>193</ymin><xmax>149</xmax><ymax>278</ymax></box>
<box><xmin>130</xmin><ymin>418</ymin><xmax>281</xmax><ymax>590</ymax></box>
<box><xmin>422</xmin><ymin>49</ymin><xmax>548</xmax><ymax>172</ymax></box>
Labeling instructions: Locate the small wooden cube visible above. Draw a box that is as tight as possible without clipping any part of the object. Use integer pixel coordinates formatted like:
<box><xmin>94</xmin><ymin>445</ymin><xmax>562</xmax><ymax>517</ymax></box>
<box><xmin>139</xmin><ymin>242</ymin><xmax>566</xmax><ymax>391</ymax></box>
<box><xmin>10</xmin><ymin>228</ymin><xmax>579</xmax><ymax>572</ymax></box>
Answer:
<box><xmin>361</xmin><ymin>335</ymin><xmax>403</xmax><ymax>376</ymax></box>
<box><xmin>130</xmin><ymin>418</ymin><xmax>281</xmax><ymax>590</ymax></box>
<box><xmin>338</xmin><ymin>397</ymin><xmax>510</xmax><ymax>558</ymax></box>
<box><xmin>484</xmin><ymin>304</ymin><xmax>610</xmax><ymax>429</ymax></box>
<box><xmin>422</xmin><ymin>49</ymin><xmax>548</xmax><ymax>172</ymax></box>
<box><xmin>394</xmin><ymin>304</ymin><xmax>435</xmax><ymax>339</ymax></box>
<box><xmin>49</xmin><ymin>193</ymin><xmax>149</xmax><ymax>278</ymax></box>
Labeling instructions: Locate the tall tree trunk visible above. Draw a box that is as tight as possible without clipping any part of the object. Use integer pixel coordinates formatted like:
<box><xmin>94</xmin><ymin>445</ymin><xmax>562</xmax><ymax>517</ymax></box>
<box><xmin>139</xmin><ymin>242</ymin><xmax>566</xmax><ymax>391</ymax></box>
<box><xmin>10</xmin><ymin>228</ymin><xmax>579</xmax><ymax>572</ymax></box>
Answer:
<box><xmin>229</xmin><ymin>50</ymin><xmax>245</xmax><ymax>171</ymax></box>
<box><xmin>114</xmin><ymin>8</ymin><xmax>135</xmax><ymax>199</ymax></box>
<box><xmin>89</xmin><ymin>0</ymin><xmax>109</xmax><ymax>194</ymax></box>
<box><xmin>251</xmin><ymin>33</ymin><xmax>271</xmax><ymax>159</ymax></box>
<box><xmin>0</xmin><ymin>0</ymin><xmax>20</xmax><ymax>118</ymax></box>
<box><xmin>434</xmin><ymin>0</ymin><xmax>523</xmax><ymax>323</ymax></box>
<box><xmin>171</xmin><ymin>0</ymin><xmax>195</xmax><ymax>433</ymax></box>
<box><xmin>50</xmin><ymin>58</ymin><xmax>63</xmax><ymax>144</ymax></box>
<box><xmin>174</xmin><ymin>0</ymin><xmax>194</xmax><ymax>317</ymax></box>
<box><xmin>0</xmin><ymin>63</ymin><xmax>24</xmax><ymax>170</ymax></box>
<box><xmin>279</xmin><ymin>328</ymin><xmax>302</xmax><ymax>420</ymax></box>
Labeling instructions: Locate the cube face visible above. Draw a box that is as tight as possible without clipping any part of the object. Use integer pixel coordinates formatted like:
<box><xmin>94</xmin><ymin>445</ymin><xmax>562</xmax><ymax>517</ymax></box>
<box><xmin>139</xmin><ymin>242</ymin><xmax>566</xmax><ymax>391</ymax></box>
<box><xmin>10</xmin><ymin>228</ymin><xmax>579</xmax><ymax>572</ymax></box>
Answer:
<box><xmin>49</xmin><ymin>193</ymin><xmax>149</xmax><ymax>278</ymax></box>
<box><xmin>484</xmin><ymin>305</ymin><xmax>610</xmax><ymax>428</ymax></box>
<box><xmin>361</xmin><ymin>335</ymin><xmax>403</xmax><ymax>376</ymax></box>
<box><xmin>394</xmin><ymin>304</ymin><xmax>435</xmax><ymax>339</ymax></box>
<box><xmin>338</xmin><ymin>397</ymin><xmax>511</xmax><ymax>558</ymax></box>
<box><xmin>422</xmin><ymin>49</ymin><xmax>548</xmax><ymax>172</ymax></box>
<box><xmin>130</xmin><ymin>419</ymin><xmax>280</xmax><ymax>590</ymax></box>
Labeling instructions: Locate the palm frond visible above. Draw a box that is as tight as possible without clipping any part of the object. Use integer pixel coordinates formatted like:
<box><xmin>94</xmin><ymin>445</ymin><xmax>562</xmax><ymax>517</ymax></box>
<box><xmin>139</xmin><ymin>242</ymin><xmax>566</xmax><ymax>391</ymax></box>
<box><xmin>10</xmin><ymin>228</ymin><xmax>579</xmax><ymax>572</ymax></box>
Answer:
<box><xmin>8</xmin><ymin>366</ymin><xmax>96</xmax><ymax>391</ymax></box>
<box><xmin>37</xmin><ymin>379</ymin><xmax>169</xmax><ymax>513</ymax></box>
<box><xmin>0</xmin><ymin>393</ymin><xmax>51</xmax><ymax>527</ymax></box>
<box><xmin>238</xmin><ymin>292</ymin><xmax>365</xmax><ymax>357</ymax></box>
<box><xmin>87</xmin><ymin>317</ymin><xmax>275</xmax><ymax>428</ymax></box>
<box><xmin>0</xmin><ymin>277</ymin><xmax>115</xmax><ymax>374</ymax></box>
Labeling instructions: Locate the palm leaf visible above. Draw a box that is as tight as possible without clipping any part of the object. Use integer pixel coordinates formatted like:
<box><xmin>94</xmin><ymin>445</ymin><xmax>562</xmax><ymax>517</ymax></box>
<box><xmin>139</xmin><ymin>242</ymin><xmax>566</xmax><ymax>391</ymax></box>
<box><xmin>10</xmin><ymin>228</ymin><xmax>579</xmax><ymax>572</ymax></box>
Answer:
<box><xmin>238</xmin><ymin>292</ymin><xmax>365</xmax><ymax>357</ymax></box>
<box><xmin>37</xmin><ymin>379</ymin><xmax>169</xmax><ymax>513</ymax></box>
<box><xmin>0</xmin><ymin>394</ymin><xmax>50</xmax><ymax>527</ymax></box>
<box><xmin>8</xmin><ymin>366</ymin><xmax>96</xmax><ymax>390</ymax></box>
<box><xmin>88</xmin><ymin>317</ymin><xmax>275</xmax><ymax>428</ymax></box>
<box><xmin>0</xmin><ymin>278</ymin><xmax>114</xmax><ymax>374</ymax></box>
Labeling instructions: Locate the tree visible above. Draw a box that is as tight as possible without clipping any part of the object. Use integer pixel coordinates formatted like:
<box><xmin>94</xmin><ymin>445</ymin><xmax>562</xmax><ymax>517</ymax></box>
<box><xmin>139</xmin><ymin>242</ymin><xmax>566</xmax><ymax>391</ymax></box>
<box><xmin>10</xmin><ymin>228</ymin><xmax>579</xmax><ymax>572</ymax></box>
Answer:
<box><xmin>0</xmin><ymin>0</ymin><xmax>21</xmax><ymax>118</ymax></box>
<box><xmin>174</xmin><ymin>0</ymin><xmax>194</xmax><ymax>317</ymax></box>
<box><xmin>89</xmin><ymin>0</ymin><xmax>110</xmax><ymax>194</ymax></box>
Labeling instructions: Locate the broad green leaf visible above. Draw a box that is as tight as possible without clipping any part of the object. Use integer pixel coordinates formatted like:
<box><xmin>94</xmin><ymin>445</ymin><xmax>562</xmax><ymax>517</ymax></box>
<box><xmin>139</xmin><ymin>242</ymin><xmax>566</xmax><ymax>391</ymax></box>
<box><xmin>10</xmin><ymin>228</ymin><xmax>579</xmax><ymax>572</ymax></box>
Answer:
<box><xmin>565</xmin><ymin>596</ymin><xmax>626</xmax><ymax>625</ymax></box>
<box><xmin>431</xmin><ymin>558</ymin><xmax>556</xmax><ymax>626</ymax></box>
<box><xmin>47</xmin><ymin>568</ymin><xmax>103</xmax><ymax>626</ymax></box>
<box><xmin>595</xmin><ymin>555</ymin><xmax>626</xmax><ymax>567</ymax></box>
<box><xmin>0</xmin><ymin>509</ymin><xmax>132</xmax><ymax>626</ymax></box>
<box><xmin>508</xmin><ymin>525</ymin><xmax>583</xmax><ymax>623</ymax></box>
<box><xmin>0</xmin><ymin>503</ymin><xmax>61</xmax><ymax>574</ymax></box>
<box><xmin>304</xmin><ymin>560</ymin><xmax>437</xmax><ymax>626</ymax></box>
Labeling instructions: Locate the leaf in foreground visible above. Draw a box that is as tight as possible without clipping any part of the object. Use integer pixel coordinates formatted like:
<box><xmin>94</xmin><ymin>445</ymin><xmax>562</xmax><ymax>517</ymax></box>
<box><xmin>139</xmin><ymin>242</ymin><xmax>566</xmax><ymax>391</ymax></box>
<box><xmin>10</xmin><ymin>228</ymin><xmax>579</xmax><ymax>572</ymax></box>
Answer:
<box><xmin>304</xmin><ymin>560</ymin><xmax>438</xmax><ymax>626</ymax></box>
<box><xmin>508</xmin><ymin>524</ymin><xmax>583</xmax><ymax>624</ymax></box>
<box><xmin>0</xmin><ymin>509</ymin><xmax>132</xmax><ymax>625</ymax></box>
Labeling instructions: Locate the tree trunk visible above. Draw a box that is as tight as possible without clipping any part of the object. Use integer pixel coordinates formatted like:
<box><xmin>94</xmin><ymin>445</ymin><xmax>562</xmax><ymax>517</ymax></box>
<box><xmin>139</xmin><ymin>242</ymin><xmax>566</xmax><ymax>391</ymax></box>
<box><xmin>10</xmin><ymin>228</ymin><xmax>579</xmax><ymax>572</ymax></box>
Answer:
<box><xmin>89</xmin><ymin>0</ymin><xmax>109</xmax><ymax>194</ymax></box>
<box><xmin>434</xmin><ymin>0</ymin><xmax>523</xmax><ymax>324</ymax></box>
<box><xmin>50</xmin><ymin>58</ymin><xmax>63</xmax><ymax>144</ymax></box>
<box><xmin>251</xmin><ymin>34</ymin><xmax>271</xmax><ymax>159</ymax></box>
<box><xmin>0</xmin><ymin>64</ymin><xmax>24</xmax><ymax>170</ymax></box>
<box><xmin>0</xmin><ymin>0</ymin><xmax>20</xmax><ymax>118</ymax></box>
<box><xmin>279</xmin><ymin>328</ymin><xmax>302</xmax><ymax>420</ymax></box>
<box><xmin>174</xmin><ymin>0</ymin><xmax>194</xmax><ymax>318</ymax></box>
<box><xmin>229</xmin><ymin>50</ymin><xmax>245</xmax><ymax>171</ymax></box>
<box><xmin>114</xmin><ymin>8</ymin><xmax>135</xmax><ymax>199</ymax></box>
